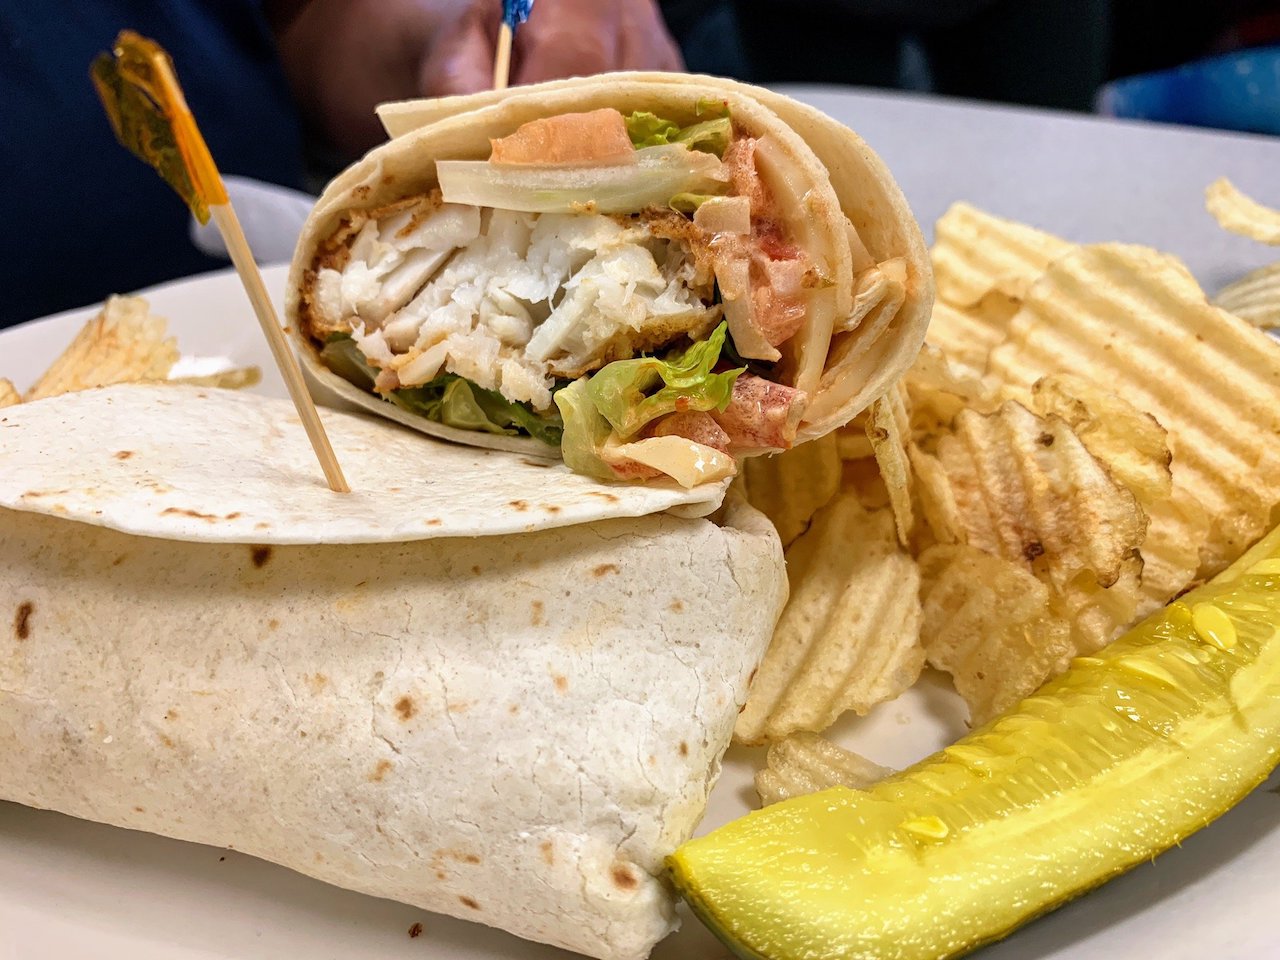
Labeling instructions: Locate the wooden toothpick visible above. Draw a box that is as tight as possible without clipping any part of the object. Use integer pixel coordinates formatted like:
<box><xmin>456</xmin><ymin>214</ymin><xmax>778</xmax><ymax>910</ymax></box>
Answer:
<box><xmin>93</xmin><ymin>31</ymin><xmax>350</xmax><ymax>493</ymax></box>
<box><xmin>494</xmin><ymin>0</ymin><xmax>534</xmax><ymax>90</ymax></box>
<box><xmin>209</xmin><ymin>204</ymin><xmax>350</xmax><ymax>492</ymax></box>
<box><xmin>493</xmin><ymin>22</ymin><xmax>514</xmax><ymax>90</ymax></box>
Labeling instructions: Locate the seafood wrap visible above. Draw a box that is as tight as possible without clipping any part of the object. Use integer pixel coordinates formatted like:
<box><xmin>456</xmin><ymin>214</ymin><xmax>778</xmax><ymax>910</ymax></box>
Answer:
<box><xmin>0</xmin><ymin>384</ymin><xmax>788</xmax><ymax>960</ymax></box>
<box><xmin>287</xmin><ymin>74</ymin><xmax>931</xmax><ymax>486</ymax></box>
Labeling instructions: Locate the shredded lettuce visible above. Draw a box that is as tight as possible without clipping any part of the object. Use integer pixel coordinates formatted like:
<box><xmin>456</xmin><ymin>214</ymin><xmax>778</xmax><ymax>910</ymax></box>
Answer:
<box><xmin>391</xmin><ymin>378</ymin><xmax>505</xmax><ymax>436</ymax></box>
<box><xmin>625</xmin><ymin>111</ymin><xmax>681</xmax><ymax>149</ymax></box>
<box><xmin>585</xmin><ymin>321</ymin><xmax>743</xmax><ymax>438</ymax></box>
<box><xmin>391</xmin><ymin>375</ymin><xmax>564</xmax><ymax>446</ymax></box>
<box><xmin>695</xmin><ymin>97</ymin><xmax>730</xmax><ymax>119</ymax></box>
<box><xmin>321</xmin><ymin>333</ymin><xmax>563</xmax><ymax>445</ymax></box>
<box><xmin>318</xmin><ymin>334</ymin><xmax>376</xmax><ymax>391</ymax></box>
<box><xmin>674</xmin><ymin>118</ymin><xmax>732</xmax><ymax>157</ymax></box>
<box><xmin>490</xmin><ymin>386</ymin><xmax>568</xmax><ymax>446</ymax></box>
<box><xmin>624</xmin><ymin>111</ymin><xmax>732</xmax><ymax>158</ymax></box>
<box><xmin>553</xmin><ymin>378</ymin><xmax>620</xmax><ymax>481</ymax></box>
<box><xmin>555</xmin><ymin>328</ymin><xmax>743</xmax><ymax>486</ymax></box>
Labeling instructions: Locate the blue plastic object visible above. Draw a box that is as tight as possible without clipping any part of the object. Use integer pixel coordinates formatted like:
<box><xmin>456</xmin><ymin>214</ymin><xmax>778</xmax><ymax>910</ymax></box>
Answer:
<box><xmin>503</xmin><ymin>0</ymin><xmax>534</xmax><ymax>28</ymax></box>
<box><xmin>1098</xmin><ymin>46</ymin><xmax>1280</xmax><ymax>136</ymax></box>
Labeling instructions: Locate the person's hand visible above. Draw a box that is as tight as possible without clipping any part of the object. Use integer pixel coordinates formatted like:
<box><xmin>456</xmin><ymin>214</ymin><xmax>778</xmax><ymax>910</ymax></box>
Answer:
<box><xmin>275</xmin><ymin>0</ymin><xmax>683</xmax><ymax>158</ymax></box>
<box><xmin>419</xmin><ymin>0</ymin><xmax>684</xmax><ymax>93</ymax></box>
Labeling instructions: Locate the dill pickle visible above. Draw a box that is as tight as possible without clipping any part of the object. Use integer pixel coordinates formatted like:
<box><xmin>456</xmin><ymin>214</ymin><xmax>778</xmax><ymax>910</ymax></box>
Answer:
<box><xmin>670</xmin><ymin>525</ymin><xmax>1280</xmax><ymax>960</ymax></box>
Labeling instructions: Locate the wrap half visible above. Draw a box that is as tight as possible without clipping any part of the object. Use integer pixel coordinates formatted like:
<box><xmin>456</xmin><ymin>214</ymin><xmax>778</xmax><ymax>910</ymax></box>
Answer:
<box><xmin>0</xmin><ymin>385</ymin><xmax>787</xmax><ymax>960</ymax></box>
<box><xmin>287</xmin><ymin>74</ymin><xmax>931</xmax><ymax>487</ymax></box>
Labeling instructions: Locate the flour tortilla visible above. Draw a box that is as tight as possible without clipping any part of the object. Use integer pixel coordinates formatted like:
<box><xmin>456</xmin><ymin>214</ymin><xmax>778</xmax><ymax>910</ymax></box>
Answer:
<box><xmin>0</xmin><ymin>413</ymin><xmax>787</xmax><ymax>958</ymax></box>
<box><xmin>0</xmin><ymin>384</ymin><xmax>729</xmax><ymax>543</ymax></box>
<box><xmin>289</xmin><ymin>73</ymin><xmax>931</xmax><ymax>455</ymax></box>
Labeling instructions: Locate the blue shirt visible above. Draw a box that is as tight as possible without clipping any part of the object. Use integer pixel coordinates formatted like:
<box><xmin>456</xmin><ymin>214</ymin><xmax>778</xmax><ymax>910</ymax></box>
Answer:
<box><xmin>0</xmin><ymin>3</ymin><xmax>306</xmax><ymax>326</ymax></box>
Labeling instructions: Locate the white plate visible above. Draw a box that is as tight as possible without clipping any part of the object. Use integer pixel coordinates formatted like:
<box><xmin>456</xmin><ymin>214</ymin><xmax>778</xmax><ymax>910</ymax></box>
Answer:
<box><xmin>0</xmin><ymin>263</ymin><xmax>970</xmax><ymax>960</ymax></box>
<box><xmin>5</xmin><ymin>88</ymin><xmax>1280</xmax><ymax>959</ymax></box>
<box><xmin>5</xmin><ymin>262</ymin><xmax>1279</xmax><ymax>960</ymax></box>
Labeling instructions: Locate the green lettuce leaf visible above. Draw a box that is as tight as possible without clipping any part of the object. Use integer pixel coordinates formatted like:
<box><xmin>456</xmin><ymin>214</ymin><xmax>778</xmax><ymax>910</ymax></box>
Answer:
<box><xmin>673</xmin><ymin>117</ymin><xmax>731</xmax><ymax>157</ymax></box>
<box><xmin>553</xmin><ymin>378</ymin><xmax>619</xmax><ymax>481</ymax></box>
<box><xmin>624</xmin><ymin>111</ymin><xmax>732</xmax><ymax>158</ymax></box>
<box><xmin>625</xmin><ymin>111</ymin><xmax>681</xmax><ymax>149</ymax></box>
<box><xmin>481</xmin><ymin>383</ymin><xmax>567</xmax><ymax>446</ymax></box>
<box><xmin>695</xmin><ymin>97</ymin><xmax>730</xmax><ymax>118</ymax></box>
<box><xmin>435</xmin><ymin>378</ymin><xmax>513</xmax><ymax>436</ymax></box>
<box><xmin>318</xmin><ymin>336</ymin><xmax>563</xmax><ymax>445</ymax></box>
<box><xmin>586</xmin><ymin>322</ymin><xmax>743</xmax><ymax>438</ymax></box>
<box><xmin>318</xmin><ymin>335</ymin><xmax>376</xmax><ymax>391</ymax></box>
<box><xmin>395</xmin><ymin>376</ymin><xmax>564</xmax><ymax>446</ymax></box>
<box><xmin>386</xmin><ymin>375</ymin><xmax>563</xmax><ymax>446</ymax></box>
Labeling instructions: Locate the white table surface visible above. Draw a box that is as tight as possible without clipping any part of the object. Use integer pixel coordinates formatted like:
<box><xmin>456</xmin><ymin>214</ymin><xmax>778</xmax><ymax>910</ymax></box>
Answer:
<box><xmin>3</xmin><ymin>87</ymin><xmax>1280</xmax><ymax>960</ymax></box>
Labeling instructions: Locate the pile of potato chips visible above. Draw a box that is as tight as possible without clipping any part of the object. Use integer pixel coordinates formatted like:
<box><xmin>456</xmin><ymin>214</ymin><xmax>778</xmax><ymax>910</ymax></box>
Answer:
<box><xmin>1208</xmin><ymin>178</ymin><xmax>1280</xmax><ymax>327</ymax></box>
<box><xmin>0</xmin><ymin>295</ymin><xmax>259</xmax><ymax>406</ymax></box>
<box><xmin>740</xmin><ymin>184</ymin><xmax>1280</xmax><ymax>803</ymax></box>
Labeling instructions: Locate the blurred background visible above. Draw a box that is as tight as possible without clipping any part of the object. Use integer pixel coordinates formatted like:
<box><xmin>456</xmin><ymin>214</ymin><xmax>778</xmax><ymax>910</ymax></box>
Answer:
<box><xmin>666</xmin><ymin>0</ymin><xmax>1280</xmax><ymax>127</ymax></box>
<box><xmin>2</xmin><ymin>0</ymin><xmax>1278</xmax><ymax>326</ymax></box>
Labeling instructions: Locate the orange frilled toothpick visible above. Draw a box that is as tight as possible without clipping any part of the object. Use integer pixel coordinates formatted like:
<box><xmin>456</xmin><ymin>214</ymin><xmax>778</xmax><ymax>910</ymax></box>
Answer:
<box><xmin>91</xmin><ymin>31</ymin><xmax>350</xmax><ymax>494</ymax></box>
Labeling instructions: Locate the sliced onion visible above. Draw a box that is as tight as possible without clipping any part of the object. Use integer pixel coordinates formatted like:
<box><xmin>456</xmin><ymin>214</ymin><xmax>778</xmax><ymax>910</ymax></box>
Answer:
<box><xmin>757</xmin><ymin>255</ymin><xmax>807</xmax><ymax>298</ymax></box>
<box><xmin>752</xmin><ymin>135</ymin><xmax>841</xmax><ymax>397</ymax></box>
<box><xmin>716</xmin><ymin>254</ymin><xmax>780</xmax><ymax>362</ymax></box>
<box><xmin>694</xmin><ymin>195</ymin><xmax>751</xmax><ymax>235</ymax></box>
<box><xmin>437</xmin><ymin>145</ymin><xmax>728</xmax><ymax>215</ymax></box>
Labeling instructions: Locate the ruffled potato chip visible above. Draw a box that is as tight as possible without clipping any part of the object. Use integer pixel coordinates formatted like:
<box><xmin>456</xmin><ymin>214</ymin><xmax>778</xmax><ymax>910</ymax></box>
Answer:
<box><xmin>919</xmin><ymin>543</ymin><xmax>1074</xmax><ymax>724</ymax></box>
<box><xmin>911</xmin><ymin>396</ymin><xmax>1150</xmax><ymax>723</ymax></box>
<box><xmin>932</xmin><ymin>201</ymin><xmax>1072</xmax><ymax>308</ymax></box>
<box><xmin>1024</xmin><ymin>374</ymin><xmax>1210</xmax><ymax>609</ymax></box>
<box><xmin>925</xmin><ymin>298</ymin><xmax>1010</xmax><ymax>378</ymax></box>
<box><xmin>866</xmin><ymin>385</ymin><xmax>912</xmax><ymax>544</ymax></box>
<box><xmin>1214</xmin><ymin>261</ymin><xmax>1280</xmax><ymax>329</ymax></box>
<box><xmin>755</xmin><ymin>732</ymin><xmax>892</xmax><ymax>806</ymax></box>
<box><xmin>987</xmin><ymin>243</ymin><xmax>1280</xmax><ymax>575</ymax></box>
<box><xmin>926</xmin><ymin>203</ymin><xmax>1069</xmax><ymax>381</ymax></box>
<box><xmin>25</xmin><ymin>295</ymin><xmax>178</xmax><ymax>401</ymax></box>
<box><xmin>904</xmin><ymin>342</ymin><xmax>1001</xmax><ymax>439</ymax></box>
<box><xmin>934</xmin><ymin>400</ymin><xmax>1147</xmax><ymax>592</ymax></box>
<box><xmin>920</xmin><ymin>548</ymin><xmax>1144</xmax><ymax>724</ymax></box>
<box><xmin>1205</xmin><ymin>177</ymin><xmax>1280</xmax><ymax>245</ymax></box>
<box><xmin>1027</xmin><ymin>375</ymin><xmax>1172</xmax><ymax>508</ymax></box>
<box><xmin>742</xmin><ymin>433</ymin><xmax>842</xmax><ymax>548</ymax></box>
<box><xmin>735</xmin><ymin>495</ymin><xmax>923</xmax><ymax>744</ymax></box>
<box><xmin>0</xmin><ymin>379</ymin><xmax>19</xmax><ymax>408</ymax></box>
<box><xmin>835</xmin><ymin>425</ymin><xmax>875</xmax><ymax>461</ymax></box>
<box><xmin>909</xmin><ymin>444</ymin><xmax>963</xmax><ymax>546</ymax></box>
<box><xmin>1053</xmin><ymin>557</ymin><xmax>1143</xmax><ymax>655</ymax></box>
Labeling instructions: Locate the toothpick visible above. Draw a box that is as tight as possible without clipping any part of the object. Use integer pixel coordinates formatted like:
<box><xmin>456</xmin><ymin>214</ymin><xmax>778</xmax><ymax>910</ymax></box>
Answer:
<box><xmin>493</xmin><ymin>22</ymin><xmax>513</xmax><ymax>90</ymax></box>
<box><xmin>93</xmin><ymin>31</ymin><xmax>350</xmax><ymax>493</ymax></box>
<box><xmin>210</xmin><ymin>204</ymin><xmax>350</xmax><ymax>493</ymax></box>
<box><xmin>494</xmin><ymin>1</ymin><xmax>533</xmax><ymax>90</ymax></box>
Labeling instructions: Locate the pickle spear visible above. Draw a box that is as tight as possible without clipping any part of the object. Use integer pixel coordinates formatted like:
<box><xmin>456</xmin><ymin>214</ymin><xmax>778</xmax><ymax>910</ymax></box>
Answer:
<box><xmin>670</xmin><ymin>524</ymin><xmax>1280</xmax><ymax>960</ymax></box>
